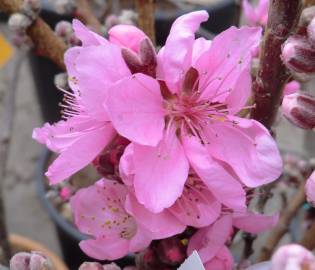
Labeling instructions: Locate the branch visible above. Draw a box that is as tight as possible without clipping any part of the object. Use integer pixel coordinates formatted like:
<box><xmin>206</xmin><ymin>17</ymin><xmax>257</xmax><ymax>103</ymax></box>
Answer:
<box><xmin>135</xmin><ymin>0</ymin><xmax>156</xmax><ymax>44</ymax></box>
<box><xmin>257</xmin><ymin>182</ymin><xmax>305</xmax><ymax>262</ymax></box>
<box><xmin>300</xmin><ymin>220</ymin><xmax>315</xmax><ymax>250</ymax></box>
<box><xmin>75</xmin><ymin>0</ymin><xmax>103</xmax><ymax>34</ymax></box>
<box><xmin>250</xmin><ymin>0</ymin><xmax>303</xmax><ymax>130</ymax></box>
<box><xmin>0</xmin><ymin>0</ymin><xmax>67</xmax><ymax>70</ymax></box>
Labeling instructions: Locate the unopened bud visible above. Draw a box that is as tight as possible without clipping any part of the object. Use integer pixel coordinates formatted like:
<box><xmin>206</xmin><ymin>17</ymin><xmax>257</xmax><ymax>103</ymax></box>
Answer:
<box><xmin>299</xmin><ymin>6</ymin><xmax>315</xmax><ymax>30</ymax></box>
<box><xmin>54</xmin><ymin>0</ymin><xmax>77</xmax><ymax>15</ymax></box>
<box><xmin>282</xmin><ymin>92</ymin><xmax>315</xmax><ymax>129</ymax></box>
<box><xmin>79</xmin><ymin>262</ymin><xmax>105</xmax><ymax>270</ymax></box>
<box><xmin>54</xmin><ymin>73</ymin><xmax>68</xmax><ymax>89</ymax></box>
<box><xmin>118</xmin><ymin>10</ymin><xmax>138</xmax><ymax>25</ymax></box>
<box><xmin>307</xmin><ymin>17</ymin><xmax>315</xmax><ymax>45</ymax></box>
<box><xmin>22</xmin><ymin>0</ymin><xmax>41</xmax><ymax>20</ymax></box>
<box><xmin>12</xmin><ymin>33</ymin><xmax>33</xmax><ymax>49</ymax></box>
<box><xmin>10</xmin><ymin>252</ymin><xmax>54</xmax><ymax>270</ymax></box>
<box><xmin>55</xmin><ymin>21</ymin><xmax>73</xmax><ymax>38</ymax></box>
<box><xmin>8</xmin><ymin>13</ymin><xmax>32</xmax><ymax>33</ymax></box>
<box><xmin>281</xmin><ymin>35</ymin><xmax>315</xmax><ymax>74</ymax></box>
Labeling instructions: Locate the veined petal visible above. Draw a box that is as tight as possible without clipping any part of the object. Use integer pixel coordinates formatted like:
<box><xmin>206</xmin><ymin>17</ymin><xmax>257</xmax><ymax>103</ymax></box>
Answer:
<box><xmin>109</xmin><ymin>25</ymin><xmax>148</xmax><ymax>53</ymax></box>
<box><xmin>182</xmin><ymin>135</ymin><xmax>246</xmax><ymax>211</ymax></box>
<box><xmin>192</xmin><ymin>37</ymin><xmax>212</xmax><ymax>66</ymax></box>
<box><xmin>233</xmin><ymin>212</ymin><xmax>279</xmax><ymax>233</ymax></box>
<box><xmin>157</xmin><ymin>10</ymin><xmax>209</xmax><ymax>93</ymax></box>
<box><xmin>133</xmin><ymin>130</ymin><xmax>189</xmax><ymax>213</ymax></box>
<box><xmin>106</xmin><ymin>73</ymin><xmax>165</xmax><ymax>146</ymax></box>
<box><xmin>195</xmin><ymin>26</ymin><xmax>261</xmax><ymax>107</ymax></box>
<box><xmin>187</xmin><ymin>216</ymin><xmax>232</xmax><ymax>263</ymax></box>
<box><xmin>75</xmin><ymin>44</ymin><xmax>131</xmax><ymax>120</ymax></box>
<box><xmin>46</xmin><ymin>124</ymin><xmax>115</xmax><ymax>184</ymax></box>
<box><xmin>205</xmin><ymin>117</ymin><xmax>283</xmax><ymax>187</ymax></box>
<box><xmin>73</xmin><ymin>19</ymin><xmax>108</xmax><ymax>46</ymax></box>
<box><xmin>125</xmin><ymin>193</ymin><xmax>186</xmax><ymax>239</ymax></box>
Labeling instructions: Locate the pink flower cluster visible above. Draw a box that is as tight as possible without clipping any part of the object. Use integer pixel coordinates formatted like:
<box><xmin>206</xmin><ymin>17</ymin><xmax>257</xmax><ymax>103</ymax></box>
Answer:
<box><xmin>33</xmin><ymin>11</ymin><xmax>282</xmax><ymax>269</ymax></box>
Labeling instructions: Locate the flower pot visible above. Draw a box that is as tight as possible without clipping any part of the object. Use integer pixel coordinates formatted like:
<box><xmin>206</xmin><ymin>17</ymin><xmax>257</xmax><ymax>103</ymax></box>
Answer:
<box><xmin>9</xmin><ymin>233</ymin><xmax>68</xmax><ymax>270</ymax></box>
<box><xmin>36</xmin><ymin>150</ymin><xmax>135</xmax><ymax>269</ymax></box>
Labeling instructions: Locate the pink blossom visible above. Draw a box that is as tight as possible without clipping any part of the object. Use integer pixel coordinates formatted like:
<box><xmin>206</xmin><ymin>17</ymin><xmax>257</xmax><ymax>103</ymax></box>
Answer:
<box><xmin>70</xmin><ymin>179</ymin><xmax>154</xmax><ymax>260</ymax></box>
<box><xmin>121</xmin><ymin>143</ymin><xmax>221</xmax><ymax>230</ymax></box>
<box><xmin>33</xmin><ymin>20</ymin><xmax>132</xmax><ymax>184</ymax></box>
<box><xmin>105</xmin><ymin>11</ymin><xmax>282</xmax><ymax>213</ymax></box>
<box><xmin>59</xmin><ymin>186</ymin><xmax>72</xmax><ymax>201</ymax></box>
<box><xmin>283</xmin><ymin>81</ymin><xmax>300</xmax><ymax>96</ymax></box>
<box><xmin>187</xmin><ymin>212</ymin><xmax>278</xmax><ymax>270</ymax></box>
<box><xmin>271</xmin><ymin>244</ymin><xmax>315</xmax><ymax>270</ymax></box>
<box><xmin>306</xmin><ymin>170</ymin><xmax>315</xmax><ymax>206</ymax></box>
<box><xmin>242</xmin><ymin>0</ymin><xmax>269</xmax><ymax>27</ymax></box>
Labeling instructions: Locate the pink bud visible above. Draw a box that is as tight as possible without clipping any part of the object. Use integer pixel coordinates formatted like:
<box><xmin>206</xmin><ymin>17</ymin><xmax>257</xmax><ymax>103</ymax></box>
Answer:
<box><xmin>102</xmin><ymin>263</ymin><xmax>121</xmax><ymax>270</ymax></box>
<box><xmin>55</xmin><ymin>21</ymin><xmax>73</xmax><ymax>38</ymax></box>
<box><xmin>79</xmin><ymin>262</ymin><xmax>106</xmax><ymax>270</ymax></box>
<box><xmin>271</xmin><ymin>244</ymin><xmax>315</xmax><ymax>270</ymax></box>
<box><xmin>307</xmin><ymin>17</ymin><xmax>315</xmax><ymax>45</ymax></box>
<box><xmin>282</xmin><ymin>92</ymin><xmax>315</xmax><ymax>129</ymax></box>
<box><xmin>299</xmin><ymin>6</ymin><xmax>315</xmax><ymax>31</ymax></box>
<box><xmin>281</xmin><ymin>35</ymin><xmax>315</xmax><ymax>74</ymax></box>
<box><xmin>306</xmin><ymin>171</ymin><xmax>315</xmax><ymax>207</ymax></box>
<box><xmin>59</xmin><ymin>186</ymin><xmax>72</xmax><ymax>201</ymax></box>
<box><xmin>10</xmin><ymin>252</ymin><xmax>54</xmax><ymax>270</ymax></box>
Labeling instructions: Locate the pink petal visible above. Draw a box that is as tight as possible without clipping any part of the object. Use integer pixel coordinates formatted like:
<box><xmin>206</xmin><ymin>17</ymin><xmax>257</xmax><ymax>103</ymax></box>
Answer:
<box><xmin>72</xmin><ymin>19</ymin><xmax>108</xmax><ymax>46</ymax></box>
<box><xmin>283</xmin><ymin>80</ymin><xmax>300</xmax><ymax>96</ymax></box>
<box><xmin>204</xmin><ymin>246</ymin><xmax>234</xmax><ymax>270</ymax></box>
<box><xmin>192</xmin><ymin>37</ymin><xmax>212</xmax><ymax>66</ymax></box>
<box><xmin>205</xmin><ymin>117</ymin><xmax>282</xmax><ymax>187</ymax></box>
<box><xmin>169</xmin><ymin>181</ymin><xmax>221</xmax><ymax>228</ymax></box>
<box><xmin>182</xmin><ymin>135</ymin><xmax>246</xmax><ymax>211</ymax></box>
<box><xmin>80</xmin><ymin>237</ymin><xmax>129</xmax><ymax>261</ymax></box>
<box><xmin>195</xmin><ymin>26</ymin><xmax>261</xmax><ymax>110</ymax></box>
<box><xmin>256</xmin><ymin>0</ymin><xmax>269</xmax><ymax>25</ymax></box>
<box><xmin>233</xmin><ymin>212</ymin><xmax>279</xmax><ymax>233</ymax></box>
<box><xmin>106</xmin><ymin>73</ymin><xmax>165</xmax><ymax>146</ymax></box>
<box><xmin>119</xmin><ymin>143</ymin><xmax>135</xmax><ymax>186</ymax></box>
<box><xmin>187</xmin><ymin>216</ymin><xmax>233</xmax><ymax>263</ymax></box>
<box><xmin>109</xmin><ymin>25</ymin><xmax>147</xmax><ymax>53</ymax></box>
<box><xmin>75</xmin><ymin>44</ymin><xmax>131</xmax><ymax>120</ymax></box>
<box><xmin>64</xmin><ymin>47</ymin><xmax>82</xmax><ymax>95</ymax></box>
<box><xmin>157</xmin><ymin>11</ymin><xmax>209</xmax><ymax>93</ymax></box>
<box><xmin>46</xmin><ymin>124</ymin><xmax>115</xmax><ymax>184</ymax></box>
<box><xmin>133</xmin><ymin>130</ymin><xmax>189</xmax><ymax>213</ymax></box>
<box><xmin>125</xmin><ymin>193</ymin><xmax>186</xmax><ymax>239</ymax></box>
<box><xmin>32</xmin><ymin>116</ymin><xmax>98</xmax><ymax>153</ymax></box>
<box><xmin>128</xmin><ymin>226</ymin><xmax>152</xmax><ymax>253</ymax></box>
<box><xmin>306</xmin><ymin>171</ymin><xmax>315</xmax><ymax>207</ymax></box>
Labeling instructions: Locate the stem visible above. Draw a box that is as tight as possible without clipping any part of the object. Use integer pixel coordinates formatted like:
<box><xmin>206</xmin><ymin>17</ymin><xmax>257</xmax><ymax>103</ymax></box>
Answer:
<box><xmin>0</xmin><ymin>53</ymin><xmax>25</xmax><ymax>265</ymax></box>
<box><xmin>257</xmin><ymin>182</ymin><xmax>305</xmax><ymax>262</ymax></box>
<box><xmin>75</xmin><ymin>0</ymin><xmax>103</xmax><ymax>34</ymax></box>
<box><xmin>300</xmin><ymin>221</ymin><xmax>315</xmax><ymax>250</ymax></box>
<box><xmin>135</xmin><ymin>0</ymin><xmax>156</xmax><ymax>44</ymax></box>
<box><xmin>250</xmin><ymin>0</ymin><xmax>302</xmax><ymax>130</ymax></box>
<box><xmin>0</xmin><ymin>0</ymin><xmax>67</xmax><ymax>70</ymax></box>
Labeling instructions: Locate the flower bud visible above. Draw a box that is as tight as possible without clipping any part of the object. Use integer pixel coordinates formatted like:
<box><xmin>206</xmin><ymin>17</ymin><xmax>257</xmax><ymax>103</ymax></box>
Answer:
<box><xmin>156</xmin><ymin>238</ymin><xmax>186</xmax><ymax>266</ymax></box>
<box><xmin>78</xmin><ymin>262</ymin><xmax>106</xmax><ymax>270</ymax></box>
<box><xmin>282</xmin><ymin>92</ymin><xmax>315</xmax><ymax>129</ymax></box>
<box><xmin>307</xmin><ymin>17</ymin><xmax>315</xmax><ymax>45</ymax></box>
<box><xmin>8</xmin><ymin>13</ymin><xmax>32</xmax><ymax>33</ymax></box>
<box><xmin>271</xmin><ymin>244</ymin><xmax>315</xmax><ymax>270</ymax></box>
<box><xmin>299</xmin><ymin>6</ymin><xmax>315</xmax><ymax>30</ymax></box>
<box><xmin>281</xmin><ymin>35</ymin><xmax>315</xmax><ymax>74</ymax></box>
<box><xmin>10</xmin><ymin>252</ymin><xmax>54</xmax><ymax>270</ymax></box>
<box><xmin>306</xmin><ymin>171</ymin><xmax>315</xmax><ymax>207</ymax></box>
<box><xmin>54</xmin><ymin>0</ymin><xmax>77</xmax><ymax>15</ymax></box>
<box><xmin>55</xmin><ymin>21</ymin><xmax>73</xmax><ymax>38</ymax></box>
<box><xmin>22</xmin><ymin>0</ymin><xmax>41</xmax><ymax>20</ymax></box>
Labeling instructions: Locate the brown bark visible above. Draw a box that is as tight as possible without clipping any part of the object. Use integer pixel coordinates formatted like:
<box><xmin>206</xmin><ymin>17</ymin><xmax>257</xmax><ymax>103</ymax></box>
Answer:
<box><xmin>75</xmin><ymin>0</ymin><xmax>103</xmax><ymax>34</ymax></box>
<box><xmin>257</xmin><ymin>183</ymin><xmax>306</xmax><ymax>262</ymax></box>
<box><xmin>135</xmin><ymin>0</ymin><xmax>156</xmax><ymax>44</ymax></box>
<box><xmin>251</xmin><ymin>0</ymin><xmax>303</xmax><ymax>130</ymax></box>
<box><xmin>300</xmin><ymin>221</ymin><xmax>315</xmax><ymax>250</ymax></box>
<box><xmin>0</xmin><ymin>0</ymin><xmax>67</xmax><ymax>70</ymax></box>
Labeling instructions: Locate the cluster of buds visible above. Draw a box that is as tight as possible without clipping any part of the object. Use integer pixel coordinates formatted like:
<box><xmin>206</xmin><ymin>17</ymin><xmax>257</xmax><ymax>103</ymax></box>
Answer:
<box><xmin>281</xmin><ymin>7</ymin><xmax>315</xmax><ymax>75</ymax></box>
<box><xmin>7</xmin><ymin>0</ymin><xmax>40</xmax><ymax>49</ymax></box>
<box><xmin>104</xmin><ymin>10</ymin><xmax>138</xmax><ymax>32</ymax></box>
<box><xmin>54</xmin><ymin>21</ymin><xmax>80</xmax><ymax>47</ymax></box>
<box><xmin>282</xmin><ymin>92</ymin><xmax>315</xmax><ymax>130</ymax></box>
<box><xmin>10</xmin><ymin>252</ymin><xmax>54</xmax><ymax>270</ymax></box>
<box><xmin>53</xmin><ymin>0</ymin><xmax>77</xmax><ymax>15</ymax></box>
